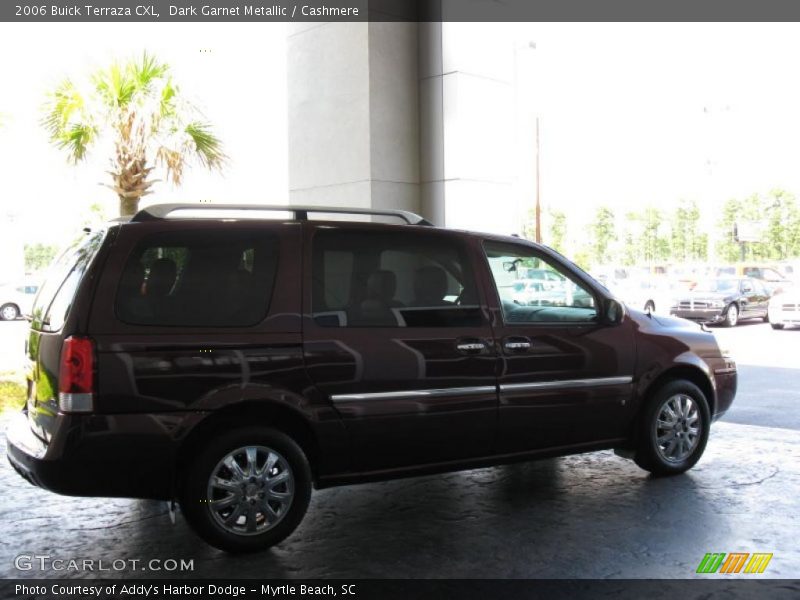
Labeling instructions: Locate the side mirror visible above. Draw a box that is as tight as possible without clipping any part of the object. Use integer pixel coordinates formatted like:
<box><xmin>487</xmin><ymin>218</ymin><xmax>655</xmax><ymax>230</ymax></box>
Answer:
<box><xmin>603</xmin><ymin>298</ymin><xmax>625</xmax><ymax>325</ymax></box>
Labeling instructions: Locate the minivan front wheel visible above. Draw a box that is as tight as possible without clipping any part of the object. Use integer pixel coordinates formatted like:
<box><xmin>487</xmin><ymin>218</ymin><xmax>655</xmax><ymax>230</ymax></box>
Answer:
<box><xmin>180</xmin><ymin>427</ymin><xmax>312</xmax><ymax>553</ymax></box>
<box><xmin>634</xmin><ymin>380</ymin><xmax>710</xmax><ymax>476</ymax></box>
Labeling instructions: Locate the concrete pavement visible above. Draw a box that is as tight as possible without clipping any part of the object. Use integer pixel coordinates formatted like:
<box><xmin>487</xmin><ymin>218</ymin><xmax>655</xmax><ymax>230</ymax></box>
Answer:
<box><xmin>1</xmin><ymin>419</ymin><xmax>798</xmax><ymax>579</ymax></box>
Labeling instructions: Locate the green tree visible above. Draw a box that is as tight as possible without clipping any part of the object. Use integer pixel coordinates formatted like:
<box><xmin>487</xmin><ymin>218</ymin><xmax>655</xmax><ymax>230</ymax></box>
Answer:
<box><xmin>715</xmin><ymin>197</ymin><xmax>743</xmax><ymax>262</ymax></box>
<box><xmin>671</xmin><ymin>199</ymin><xmax>706</xmax><ymax>263</ymax></box>
<box><xmin>588</xmin><ymin>206</ymin><xmax>617</xmax><ymax>265</ymax></box>
<box><xmin>546</xmin><ymin>209</ymin><xmax>567</xmax><ymax>253</ymax></box>
<box><xmin>43</xmin><ymin>52</ymin><xmax>226</xmax><ymax>216</ymax></box>
<box><xmin>763</xmin><ymin>189</ymin><xmax>800</xmax><ymax>259</ymax></box>
<box><xmin>621</xmin><ymin>206</ymin><xmax>670</xmax><ymax>265</ymax></box>
<box><xmin>24</xmin><ymin>243</ymin><xmax>59</xmax><ymax>272</ymax></box>
<box><xmin>715</xmin><ymin>190</ymin><xmax>800</xmax><ymax>262</ymax></box>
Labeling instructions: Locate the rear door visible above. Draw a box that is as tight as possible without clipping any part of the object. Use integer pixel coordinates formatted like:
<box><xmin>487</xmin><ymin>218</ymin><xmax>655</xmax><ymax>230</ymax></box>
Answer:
<box><xmin>302</xmin><ymin>225</ymin><xmax>498</xmax><ymax>472</ymax></box>
<box><xmin>479</xmin><ymin>239</ymin><xmax>636</xmax><ymax>454</ymax></box>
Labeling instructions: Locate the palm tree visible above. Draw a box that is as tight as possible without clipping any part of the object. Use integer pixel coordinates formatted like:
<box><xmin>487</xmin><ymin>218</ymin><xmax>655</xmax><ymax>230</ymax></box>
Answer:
<box><xmin>43</xmin><ymin>52</ymin><xmax>226</xmax><ymax>216</ymax></box>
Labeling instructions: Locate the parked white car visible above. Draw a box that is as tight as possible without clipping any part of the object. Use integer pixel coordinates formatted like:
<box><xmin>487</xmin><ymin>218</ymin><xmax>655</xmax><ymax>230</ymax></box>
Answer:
<box><xmin>608</xmin><ymin>278</ymin><xmax>676</xmax><ymax>315</ymax></box>
<box><xmin>768</xmin><ymin>286</ymin><xmax>800</xmax><ymax>330</ymax></box>
<box><xmin>0</xmin><ymin>281</ymin><xmax>40</xmax><ymax>320</ymax></box>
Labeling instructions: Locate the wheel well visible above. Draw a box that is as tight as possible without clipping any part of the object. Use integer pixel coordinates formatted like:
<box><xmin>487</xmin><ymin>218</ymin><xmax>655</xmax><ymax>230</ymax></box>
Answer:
<box><xmin>176</xmin><ymin>402</ymin><xmax>320</xmax><ymax>483</ymax></box>
<box><xmin>617</xmin><ymin>365</ymin><xmax>715</xmax><ymax>450</ymax></box>
<box><xmin>642</xmin><ymin>365</ymin><xmax>715</xmax><ymax>416</ymax></box>
<box><xmin>1</xmin><ymin>302</ymin><xmax>19</xmax><ymax>311</ymax></box>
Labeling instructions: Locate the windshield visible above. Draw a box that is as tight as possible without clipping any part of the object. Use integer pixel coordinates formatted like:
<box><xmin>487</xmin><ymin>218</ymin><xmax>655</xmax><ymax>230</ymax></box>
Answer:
<box><xmin>693</xmin><ymin>279</ymin><xmax>738</xmax><ymax>294</ymax></box>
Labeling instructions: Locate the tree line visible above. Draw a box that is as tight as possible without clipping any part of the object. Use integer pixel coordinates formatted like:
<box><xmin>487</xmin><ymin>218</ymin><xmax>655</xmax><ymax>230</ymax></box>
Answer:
<box><xmin>531</xmin><ymin>189</ymin><xmax>800</xmax><ymax>270</ymax></box>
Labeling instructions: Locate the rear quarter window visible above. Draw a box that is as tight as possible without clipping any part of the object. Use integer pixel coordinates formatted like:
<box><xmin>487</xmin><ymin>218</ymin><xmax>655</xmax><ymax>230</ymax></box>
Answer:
<box><xmin>32</xmin><ymin>230</ymin><xmax>105</xmax><ymax>332</ymax></box>
<box><xmin>115</xmin><ymin>229</ymin><xmax>279</xmax><ymax>327</ymax></box>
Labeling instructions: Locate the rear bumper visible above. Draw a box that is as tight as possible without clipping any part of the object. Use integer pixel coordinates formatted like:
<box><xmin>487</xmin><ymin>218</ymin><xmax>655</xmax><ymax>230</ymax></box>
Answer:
<box><xmin>6</xmin><ymin>411</ymin><xmax>176</xmax><ymax>500</ymax></box>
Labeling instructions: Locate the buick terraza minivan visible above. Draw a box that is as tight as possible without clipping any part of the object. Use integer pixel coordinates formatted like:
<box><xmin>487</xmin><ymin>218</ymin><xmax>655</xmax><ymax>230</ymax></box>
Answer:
<box><xmin>7</xmin><ymin>204</ymin><xmax>737</xmax><ymax>552</ymax></box>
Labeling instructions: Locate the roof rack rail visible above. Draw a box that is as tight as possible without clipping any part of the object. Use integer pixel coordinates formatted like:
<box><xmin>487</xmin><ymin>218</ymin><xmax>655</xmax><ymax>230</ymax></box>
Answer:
<box><xmin>130</xmin><ymin>203</ymin><xmax>433</xmax><ymax>226</ymax></box>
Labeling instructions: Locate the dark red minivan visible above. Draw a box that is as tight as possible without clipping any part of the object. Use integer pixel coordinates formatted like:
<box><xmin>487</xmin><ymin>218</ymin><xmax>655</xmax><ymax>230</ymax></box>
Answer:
<box><xmin>6</xmin><ymin>204</ymin><xmax>737</xmax><ymax>552</ymax></box>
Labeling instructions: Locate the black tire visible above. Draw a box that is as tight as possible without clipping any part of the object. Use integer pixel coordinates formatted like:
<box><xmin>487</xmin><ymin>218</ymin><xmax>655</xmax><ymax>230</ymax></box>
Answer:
<box><xmin>179</xmin><ymin>426</ymin><xmax>312</xmax><ymax>553</ymax></box>
<box><xmin>771</xmin><ymin>323</ymin><xmax>784</xmax><ymax>330</ymax></box>
<box><xmin>723</xmin><ymin>303</ymin><xmax>738</xmax><ymax>327</ymax></box>
<box><xmin>0</xmin><ymin>303</ymin><xmax>19</xmax><ymax>321</ymax></box>
<box><xmin>634</xmin><ymin>379</ymin><xmax>711</xmax><ymax>476</ymax></box>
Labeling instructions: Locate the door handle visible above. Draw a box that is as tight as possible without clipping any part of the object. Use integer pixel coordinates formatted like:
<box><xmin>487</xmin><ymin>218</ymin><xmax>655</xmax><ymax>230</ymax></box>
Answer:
<box><xmin>504</xmin><ymin>337</ymin><xmax>532</xmax><ymax>352</ymax></box>
<box><xmin>456</xmin><ymin>340</ymin><xmax>487</xmax><ymax>353</ymax></box>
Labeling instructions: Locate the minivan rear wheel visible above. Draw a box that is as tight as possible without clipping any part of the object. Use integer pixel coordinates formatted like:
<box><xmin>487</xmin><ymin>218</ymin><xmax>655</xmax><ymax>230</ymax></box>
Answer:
<box><xmin>634</xmin><ymin>380</ymin><xmax>710</xmax><ymax>476</ymax></box>
<box><xmin>180</xmin><ymin>426</ymin><xmax>312</xmax><ymax>553</ymax></box>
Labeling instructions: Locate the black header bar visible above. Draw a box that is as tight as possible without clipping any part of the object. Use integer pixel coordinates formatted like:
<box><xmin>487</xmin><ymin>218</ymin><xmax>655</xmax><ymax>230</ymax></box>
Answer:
<box><xmin>4</xmin><ymin>0</ymin><xmax>800</xmax><ymax>22</ymax></box>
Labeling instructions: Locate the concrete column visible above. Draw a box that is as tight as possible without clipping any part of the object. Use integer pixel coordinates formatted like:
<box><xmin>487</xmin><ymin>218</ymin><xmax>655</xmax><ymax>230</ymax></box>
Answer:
<box><xmin>419</xmin><ymin>21</ymin><xmax>516</xmax><ymax>233</ymax></box>
<box><xmin>287</xmin><ymin>22</ymin><xmax>420</xmax><ymax>215</ymax></box>
<box><xmin>287</xmin><ymin>14</ymin><xmax>520</xmax><ymax>234</ymax></box>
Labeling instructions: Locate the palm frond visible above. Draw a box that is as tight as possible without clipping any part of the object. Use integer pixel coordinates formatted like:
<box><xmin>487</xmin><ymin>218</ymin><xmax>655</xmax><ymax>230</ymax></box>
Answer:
<box><xmin>42</xmin><ymin>79</ymin><xmax>96</xmax><ymax>162</ymax></box>
<box><xmin>56</xmin><ymin>123</ymin><xmax>96</xmax><ymax>162</ymax></box>
<box><xmin>130</xmin><ymin>52</ymin><xmax>169</xmax><ymax>96</ymax></box>
<box><xmin>94</xmin><ymin>62</ymin><xmax>137</xmax><ymax>108</ymax></box>
<box><xmin>185</xmin><ymin>122</ymin><xmax>227</xmax><ymax>170</ymax></box>
<box><xmin>159</xmin><ymin>76</ymin><xmax>178</xmax><ymax>120</ymax></box>
<box><xmin>42</xmin><ymin>78</ymin><xmax>83</xmax><ymax>138</ymax></box>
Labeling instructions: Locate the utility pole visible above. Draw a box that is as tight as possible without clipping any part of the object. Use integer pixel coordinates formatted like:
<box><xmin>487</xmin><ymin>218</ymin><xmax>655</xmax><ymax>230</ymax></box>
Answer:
<box><xmin>535</xmin><ymin>116</ymin><xmax>542</xmax><ymax>243</ymax></box>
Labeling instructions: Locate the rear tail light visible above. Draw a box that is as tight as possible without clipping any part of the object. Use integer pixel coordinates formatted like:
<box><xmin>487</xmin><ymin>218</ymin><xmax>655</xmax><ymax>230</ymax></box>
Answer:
<box><xmin>58</xmin><ymin>336</ymin><xmax>95</xmax><ymax>413</ymax></box>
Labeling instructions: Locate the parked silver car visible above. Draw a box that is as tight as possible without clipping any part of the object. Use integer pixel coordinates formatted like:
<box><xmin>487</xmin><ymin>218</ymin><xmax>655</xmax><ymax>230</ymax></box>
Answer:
<box><xmin>0</xmin><ymin>280</ymin><xmax>40</xmax><ymax>320</ymax></box>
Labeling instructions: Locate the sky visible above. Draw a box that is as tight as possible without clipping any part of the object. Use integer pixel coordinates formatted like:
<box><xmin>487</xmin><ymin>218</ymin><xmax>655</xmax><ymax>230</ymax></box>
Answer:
<box><xmin>2</xmin><ymin>22</ymin><xmax>800</xmax><ymax>272</ymax></box>
<box><xmin>525</xmin><ymin>23</ymin><xmax>800</xmax><ymax>218</ymax></box>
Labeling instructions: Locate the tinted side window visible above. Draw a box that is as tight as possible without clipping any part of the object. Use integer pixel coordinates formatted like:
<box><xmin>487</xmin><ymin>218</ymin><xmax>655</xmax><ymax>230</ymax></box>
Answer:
<box><xmin>484</xmin><ymin>241</ymin><xmax>597</xmax><ymax>324</ymax></box>
<box><xmin>115</xmin><ymin>230</ymin><xmax>278</xmax><ymax>327</ymax></box>
<box><xmin>312</xmin><ymin>230</ymin><xmax>481</xmax><ymax>327</ymax></box>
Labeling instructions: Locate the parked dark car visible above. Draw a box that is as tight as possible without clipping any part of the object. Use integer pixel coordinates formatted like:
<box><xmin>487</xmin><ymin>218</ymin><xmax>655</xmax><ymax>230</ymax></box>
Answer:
<box><xmin>6</xmin><ymin>204</ymin><xmax>737</xmax><ymax>553</ymax></box>
<box><xmin>670</xmin><ymin>277</ymin><xmax>770</xmax><ymax>327</ymax></box>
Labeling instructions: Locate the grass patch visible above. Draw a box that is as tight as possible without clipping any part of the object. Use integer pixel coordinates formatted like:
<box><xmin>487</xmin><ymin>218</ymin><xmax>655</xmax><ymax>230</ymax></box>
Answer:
<box><xmin>0</xmin><ymin>380</ymin><xmax>26</xmax><ymax>413</ymax></box>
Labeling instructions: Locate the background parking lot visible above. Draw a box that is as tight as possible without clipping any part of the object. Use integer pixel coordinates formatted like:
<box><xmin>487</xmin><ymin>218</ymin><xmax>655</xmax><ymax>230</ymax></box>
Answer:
<box><xmin>1</xmin><ymin>318</ymin><xmax>798</xmax><ymax>578</ymax></box>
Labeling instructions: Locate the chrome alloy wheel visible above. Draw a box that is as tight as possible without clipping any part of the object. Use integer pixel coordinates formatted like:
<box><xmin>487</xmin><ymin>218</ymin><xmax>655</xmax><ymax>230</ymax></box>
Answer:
<box><xmin>206</xmin><ymin>445</ymin><xmax>295</xmax><ymax>536</ymax></box>
<box><xmin>654</xmin><ymin>394</ymin><xmax>702</xmax><ymax>463</ymax></box>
